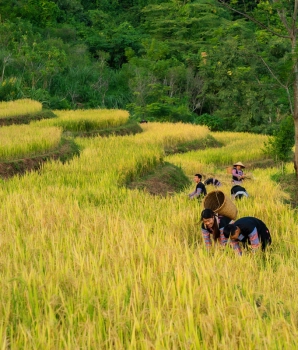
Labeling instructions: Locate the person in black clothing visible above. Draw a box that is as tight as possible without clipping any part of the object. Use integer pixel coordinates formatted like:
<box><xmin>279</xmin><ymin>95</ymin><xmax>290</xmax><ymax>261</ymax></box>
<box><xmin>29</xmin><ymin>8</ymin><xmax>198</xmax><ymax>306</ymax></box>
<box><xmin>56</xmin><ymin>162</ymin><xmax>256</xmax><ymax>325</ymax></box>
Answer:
<box><xmin>231</xmin><ymin>185</ymin><xmax>249</xmax><ymax>200</ymax></box>
<box><xmin>204</xmin><ymin>178</ymin><xmax>222</xmax><ymax>187</ymax></box>
<box><xmin>189</xmin><ymin>173</ymin><xmax>207</xmax><ymax>199</ymax></box>
<box><xmin>223</xmin><ymin>217</ymin><xmax>272</xmax><ymax>254</ymax></box>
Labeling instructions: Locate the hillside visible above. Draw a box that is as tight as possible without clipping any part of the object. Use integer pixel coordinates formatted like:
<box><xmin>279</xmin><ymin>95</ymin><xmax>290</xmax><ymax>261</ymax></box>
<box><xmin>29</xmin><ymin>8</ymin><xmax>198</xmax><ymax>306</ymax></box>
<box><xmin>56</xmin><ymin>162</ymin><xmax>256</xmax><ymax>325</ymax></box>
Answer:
<box><xmin>0</xmin><ymin>0</ymin><xmax>295</xmax><ymax>135</ymax></box>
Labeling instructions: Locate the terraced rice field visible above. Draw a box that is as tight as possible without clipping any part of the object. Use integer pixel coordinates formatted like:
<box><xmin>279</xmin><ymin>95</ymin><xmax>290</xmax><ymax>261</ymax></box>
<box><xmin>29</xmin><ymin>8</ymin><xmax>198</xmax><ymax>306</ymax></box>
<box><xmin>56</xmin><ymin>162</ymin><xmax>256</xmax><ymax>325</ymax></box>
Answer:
<box><xmin>0</xmin><ymin>103</ymin><xmax>297</xmax><ymax>348</ymax></box>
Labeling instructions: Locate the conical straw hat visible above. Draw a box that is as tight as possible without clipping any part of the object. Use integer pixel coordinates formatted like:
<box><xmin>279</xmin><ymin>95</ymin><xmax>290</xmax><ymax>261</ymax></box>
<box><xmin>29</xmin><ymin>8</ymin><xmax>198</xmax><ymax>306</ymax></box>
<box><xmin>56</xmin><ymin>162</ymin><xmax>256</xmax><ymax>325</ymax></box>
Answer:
<box><xmin>233</xmin><ymin>161</ymin><xmax>245</xmax><ymax>168</ymax></box>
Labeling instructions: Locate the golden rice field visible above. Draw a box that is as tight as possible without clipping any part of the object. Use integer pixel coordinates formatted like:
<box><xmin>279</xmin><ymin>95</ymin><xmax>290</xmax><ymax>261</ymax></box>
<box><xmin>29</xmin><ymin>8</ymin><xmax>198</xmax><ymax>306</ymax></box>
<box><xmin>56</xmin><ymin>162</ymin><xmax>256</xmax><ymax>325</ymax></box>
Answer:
<box><xmin>0</xmin><ymin>99</ymin><xmax>42</xmax><ymax>118</ymax></box>
<box><xmin>166</xmin><ymin>131</ymin><xmax>269</xmax><ymax>177</ymax></box>
<box><xmin>138</xmin><ymin>122</ymin><xmax>209</xmax><ymax>148</ymax></box>
<box><xmin>0</xmin><ymin>125</ymin><xmax>62</xmax><ymax>160</ymax></box>
<box><xmin>32</xmin><ymin>109</ymin><xmax>130</xmax><ymax>132</ymax></box>
<box><xmin>0</xmin><ymin>115</ymin><xmax>297</xmax><ymax>349</ymax></box>
<box><xmin>0</xmin><ymin>108</ymin><xmax>130</xmax><ymax>160</ymax></box>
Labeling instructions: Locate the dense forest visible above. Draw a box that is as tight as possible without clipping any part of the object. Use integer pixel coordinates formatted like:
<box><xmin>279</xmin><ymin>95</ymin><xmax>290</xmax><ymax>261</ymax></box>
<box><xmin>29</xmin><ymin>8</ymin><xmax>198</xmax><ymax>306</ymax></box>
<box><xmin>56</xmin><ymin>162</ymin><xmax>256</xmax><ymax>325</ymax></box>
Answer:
<box><xmin>0</xmin><ymin>0</ymin><xmax>295</xmax><ymax>133</ymax></box>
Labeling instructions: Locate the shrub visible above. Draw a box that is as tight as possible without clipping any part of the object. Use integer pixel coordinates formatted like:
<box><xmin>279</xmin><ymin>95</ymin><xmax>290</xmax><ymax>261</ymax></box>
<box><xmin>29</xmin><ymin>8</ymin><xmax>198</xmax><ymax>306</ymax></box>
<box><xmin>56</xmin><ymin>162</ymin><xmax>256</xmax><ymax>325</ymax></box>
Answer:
<box><xmin>263</xmin><ymin>115</ymin><xmax>294</xmax><ymax>165</ymax></box>
<box><xmin>194</xmin><ymin>113</ymin><xmax>224</xmax><ymax>131</ymax></box>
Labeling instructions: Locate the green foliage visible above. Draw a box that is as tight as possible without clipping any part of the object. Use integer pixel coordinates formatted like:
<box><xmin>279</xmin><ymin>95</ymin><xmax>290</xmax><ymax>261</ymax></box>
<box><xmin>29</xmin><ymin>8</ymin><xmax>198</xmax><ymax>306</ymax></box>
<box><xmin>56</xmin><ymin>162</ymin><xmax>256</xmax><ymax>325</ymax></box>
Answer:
<box><xmin>0</xmin><ymin>0</ymin><xmax>294</xmax><ymax>134</ymax></box>
<box><xmin>198</xmin><ymin>18</ymin><xmax>291</xmax><ymax>132</ymax></box>
<box><xmin>128</xmin><ymin>100</ymin><xmax>194</xmax><ymax>123</ymax></box>
<box><xmin>263</xmin><ymin>115</ymin><xmax>294</xmax><ymax>163</ymax></box>
<box><xmin>194</xmin><ymin>113</ymin><xmax>224</xmax><ymax>131</ymax></box>
<box><xmin>0</xmin><ymin>78</ymin><xmax>22</xmax><ymax>101</ymax></box>
<box><xmin>1</xmin><ymin>0</ymin><xmax>61</xmax><ymax>27</ymax></box>
<box><xmin>128</xmin><ymin>161</ymin><xmax>192</xmax><ymax>195</ymax></box>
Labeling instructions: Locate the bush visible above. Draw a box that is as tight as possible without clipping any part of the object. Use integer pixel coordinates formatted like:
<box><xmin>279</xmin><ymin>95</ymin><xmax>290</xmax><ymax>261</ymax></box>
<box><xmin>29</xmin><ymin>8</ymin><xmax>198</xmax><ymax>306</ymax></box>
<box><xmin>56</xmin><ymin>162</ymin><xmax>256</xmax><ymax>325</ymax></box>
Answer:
<box><xmin>127</xmin><ymin>102</ymin><xmax>195</xmax><ymax>123</ymax></box>
<box><xmin>263</xmin><ymin>115</ymin><xmax>294</xmax><ymax>163</ymax></box>
<box><xmin>194</xmin><ymin>113</ymin><xmax>224</xmax><ymax>131</ymax></box>
<box><xmin>0</xmin><ymin>78</ymin><xmax>22</xmax><ymax>100</ymax></box>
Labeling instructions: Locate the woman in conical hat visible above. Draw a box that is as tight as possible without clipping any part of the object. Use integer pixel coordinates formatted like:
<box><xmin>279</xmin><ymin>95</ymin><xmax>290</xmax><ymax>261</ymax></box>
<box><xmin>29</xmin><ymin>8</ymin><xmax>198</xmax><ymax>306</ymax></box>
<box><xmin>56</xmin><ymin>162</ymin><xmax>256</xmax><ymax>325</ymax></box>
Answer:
<box><xmin>232</xmin><ymin>161</ymin><xmax>246</xmax><ymax>184</ymax></box>
<box><xmin>233</xmin><ymin>161</ymin><xmax>245</xmax><ymax>168</ymax></box>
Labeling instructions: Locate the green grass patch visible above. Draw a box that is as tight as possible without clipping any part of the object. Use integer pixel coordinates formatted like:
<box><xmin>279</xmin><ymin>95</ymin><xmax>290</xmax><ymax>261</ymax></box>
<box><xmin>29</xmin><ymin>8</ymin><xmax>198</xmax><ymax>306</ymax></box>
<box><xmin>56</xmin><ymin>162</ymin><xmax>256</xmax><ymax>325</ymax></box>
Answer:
<box><xmin>127</xmin><ymin>161</ymin><xmax>191</xmax><ymax>196</ymax></box>
<box><xmin>164</xmin><ymin>134</ymin><xmax>222</xmax><ymax>155</ymax></box>
<box><xmin>271</xmin><ymin>171</ymin><xmax>298</xmax><ymax>208</ymax></box>
<box><xmin>68</xmin><ymin>120</ymin><xmax>143</xmax><ymax>138</ymax></box>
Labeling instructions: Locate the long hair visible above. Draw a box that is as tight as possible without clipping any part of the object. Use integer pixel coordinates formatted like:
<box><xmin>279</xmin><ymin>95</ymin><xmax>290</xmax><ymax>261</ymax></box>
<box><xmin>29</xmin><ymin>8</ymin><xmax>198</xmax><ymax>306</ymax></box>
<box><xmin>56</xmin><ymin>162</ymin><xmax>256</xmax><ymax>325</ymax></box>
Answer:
<box><xmin>201</xmin><ymin>209</ymin><xmax>220</xmax><ymax>241</ymax></box>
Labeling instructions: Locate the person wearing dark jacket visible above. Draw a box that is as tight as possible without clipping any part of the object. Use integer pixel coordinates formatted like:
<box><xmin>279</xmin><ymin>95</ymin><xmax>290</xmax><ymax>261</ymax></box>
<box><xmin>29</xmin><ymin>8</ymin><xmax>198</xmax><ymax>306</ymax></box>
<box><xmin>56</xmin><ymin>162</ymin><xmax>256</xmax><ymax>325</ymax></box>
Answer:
<box><xmin>204</xmin><ymin>178</ymin><xmax>222</xmax><ymax>187</ymax></box>
<box><xmin>223</xmin><ymin>217</ymin><xmax>272</xmax><ymax>255</ymax></box>
<box><xmin>189</xmin><ymin>174</ymin><xmax>207</xmax><ymax>199</ymax></box>
<box><xmin>231</xmin><ymin>185</ymin><xmax>249</xmax><ymax>200</ymax></box>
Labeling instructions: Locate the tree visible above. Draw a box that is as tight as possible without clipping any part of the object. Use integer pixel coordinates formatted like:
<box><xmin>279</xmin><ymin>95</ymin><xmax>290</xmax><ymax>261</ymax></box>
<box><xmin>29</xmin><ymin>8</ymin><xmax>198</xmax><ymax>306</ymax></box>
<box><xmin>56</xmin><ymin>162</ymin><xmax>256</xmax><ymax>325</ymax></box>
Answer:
<box><xmin>16</xmin><ymin>37</ymin><xmax>67</xmax><ymax>90</ymax></box>
<box><xmin>263</xmin><ymin>115</ymin><xmax>295</xmax><ymax>172</ymax></box>
<box><xmin>197</xmin><ymin>27</ymin><xmax>282</xmax><ymax>131</ymax></box>
<box><xmin>218</xmin><ymin>0</ymin><xmax>298</xmax><ymax>174</ymax></box>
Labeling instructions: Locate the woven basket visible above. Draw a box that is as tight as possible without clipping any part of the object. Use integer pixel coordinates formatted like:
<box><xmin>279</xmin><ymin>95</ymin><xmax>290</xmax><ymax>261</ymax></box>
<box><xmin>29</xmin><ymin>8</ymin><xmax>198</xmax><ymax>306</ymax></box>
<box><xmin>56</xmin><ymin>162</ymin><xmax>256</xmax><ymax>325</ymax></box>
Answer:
<box><xmin>203</xmin><ymin>190</ymin><xmax>237</xmax><ymax>220</ymax></box>
<box><xmin>226</xmin><ymin>166</ymin><xmax>233</xmax><ymax>174</ymax></box>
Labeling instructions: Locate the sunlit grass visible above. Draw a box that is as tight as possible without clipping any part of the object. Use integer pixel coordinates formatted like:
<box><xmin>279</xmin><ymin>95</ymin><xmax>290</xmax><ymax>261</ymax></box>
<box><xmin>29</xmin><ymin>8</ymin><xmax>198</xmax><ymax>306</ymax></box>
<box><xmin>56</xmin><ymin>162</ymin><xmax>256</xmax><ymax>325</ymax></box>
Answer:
<box><xmin>166</xmin><ymin>131</ymin><xmax>270</xmax><ymax>179</ymax></box>
<box><xmin>139</xmin><ymin>122</ymin><xmax>209</xmax><ymax>148</ymax></box>
<box><xmin>0</xmin><ymin>99</ymin><xmax>42</xmax><ymax>118</ymax></box>
<box><xmin>0</xmin><ymin>121</ymin><xmax>297</xmax><ymax>348</ymax></box>
<box><xmin>31</xmin><ymin>109</ymin><xmax>130</xmax><ymax>132</ymax></box>
<box><xmin>0</xmin><ymin>124</ymin><xmax>62</xmax><ymax>160</ymax></box>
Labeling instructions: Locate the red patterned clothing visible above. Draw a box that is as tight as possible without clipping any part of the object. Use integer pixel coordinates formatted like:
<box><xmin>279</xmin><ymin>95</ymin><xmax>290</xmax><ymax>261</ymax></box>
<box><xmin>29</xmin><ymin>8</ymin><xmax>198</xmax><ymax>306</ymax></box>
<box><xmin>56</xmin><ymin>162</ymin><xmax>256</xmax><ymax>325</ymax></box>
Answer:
<box><xmin>201</xmin><ymin>215</ymin><xmax>234</xmax><ymax>248</ymax></box>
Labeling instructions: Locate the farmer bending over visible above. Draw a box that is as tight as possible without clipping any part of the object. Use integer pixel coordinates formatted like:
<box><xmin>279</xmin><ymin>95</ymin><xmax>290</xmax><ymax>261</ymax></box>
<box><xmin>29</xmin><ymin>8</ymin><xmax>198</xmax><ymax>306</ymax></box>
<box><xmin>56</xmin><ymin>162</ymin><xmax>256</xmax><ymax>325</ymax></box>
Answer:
<box><xmin>223</xmin><ymin>217</ymin><xmax>272</xmax><ymax>256</ymax></box>
<box><xmin>201</xmin><ymin>209</ymin><xmax>234</xmax><ymax>249</ymax></box>
<box><xmin>231</xmin><ymin>185</ymin><xmax>249</xmax><ymax>200</ymax></box>
<box><xmin>204</xmin><ymin>178</ymin><xmax>222</xmax><ymax>187</ymax></box>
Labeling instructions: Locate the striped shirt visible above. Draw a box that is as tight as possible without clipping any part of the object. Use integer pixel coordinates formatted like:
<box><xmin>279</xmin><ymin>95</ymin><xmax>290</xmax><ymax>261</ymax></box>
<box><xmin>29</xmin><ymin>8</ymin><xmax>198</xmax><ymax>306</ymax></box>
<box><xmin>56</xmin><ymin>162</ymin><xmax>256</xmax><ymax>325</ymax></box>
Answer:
<box><xmin>201</xmin><ymin>216</ymin><xmax>240</xmax><ymax>252</ymax></box>
<box><xmin>229</xmin><ymin>217</ymin><xmax>272</xmax><ymax>255</ymax></box>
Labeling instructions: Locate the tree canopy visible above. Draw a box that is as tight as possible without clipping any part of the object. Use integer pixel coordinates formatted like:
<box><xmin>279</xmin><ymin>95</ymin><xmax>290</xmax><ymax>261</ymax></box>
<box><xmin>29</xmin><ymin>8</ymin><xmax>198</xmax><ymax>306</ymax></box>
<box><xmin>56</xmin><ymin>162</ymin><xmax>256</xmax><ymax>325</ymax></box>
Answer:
<box><xmin>0</xmin><ymin>0</ymin><xmax>296</xmax><ymax>135</ymax></box>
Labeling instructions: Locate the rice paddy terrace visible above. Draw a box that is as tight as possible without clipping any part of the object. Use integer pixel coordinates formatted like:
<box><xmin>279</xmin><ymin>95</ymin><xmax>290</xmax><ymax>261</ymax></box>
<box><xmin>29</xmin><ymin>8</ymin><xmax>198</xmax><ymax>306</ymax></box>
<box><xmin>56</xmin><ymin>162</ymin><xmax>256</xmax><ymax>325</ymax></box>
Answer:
<box><xmin>0</xmin><ymin>99</ymin><xmax>298</xmax><ymax>349</ymax></box>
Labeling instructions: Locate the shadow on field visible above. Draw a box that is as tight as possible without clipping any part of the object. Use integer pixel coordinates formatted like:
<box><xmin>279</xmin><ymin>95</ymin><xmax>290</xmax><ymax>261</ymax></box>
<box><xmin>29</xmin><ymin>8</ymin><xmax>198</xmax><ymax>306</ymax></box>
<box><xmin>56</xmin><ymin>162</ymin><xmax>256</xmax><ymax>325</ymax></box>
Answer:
<box><xmin>127</xmin><ymin>162</ymin><xmax>191</xmax><ymax>197</ymax></box>
<box><xmin>0</xmin><ymin>138</ymin><xmax>80</xmax><ymax>179</ymax></box>
<box><xmin>270</xmin><ymin>171</ymin><xmax>298</xmax><ymax>208</ymax></box>
<box><xmin>126</xmin><ymin>135</ymin><xmax>223</xmax><ymax>197</ymax></box>
<box><xmin>0</xmin><ymin>109</ymin><xmax>57</xmax><ymax>126</ymax></box>
<box><xmin>0</xmin><ymin>121</ymin><xmax>143</xmax><ymax>180</ymax></box>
